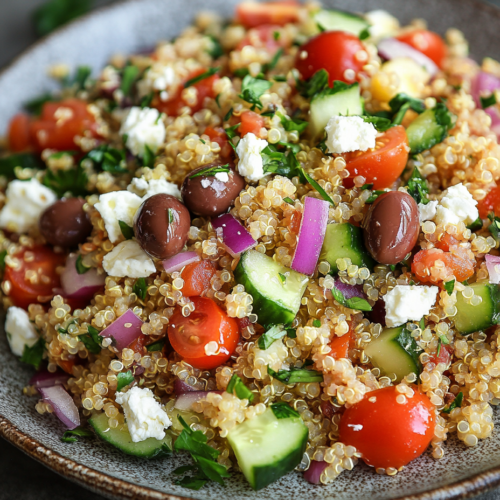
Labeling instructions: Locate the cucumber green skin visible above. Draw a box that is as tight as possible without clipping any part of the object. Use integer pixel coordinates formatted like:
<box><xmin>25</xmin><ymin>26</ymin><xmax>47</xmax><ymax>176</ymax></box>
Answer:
<box><xmin>319</xmin><ymin>223</ymin><xmax>375</xmax><ymax>273</ymax></box>
<box><xmin>89</xmin><ymin>413</ymin><xmax>172</xmax><ymax>458</ymax></box>
<box><xmin>407</xmin><ymin>108</ymin><xmax>448</xmax><ymax>154</ymax></box>
<box><xmin>365</xmin><ymin>326</ymin><xmax>422</xmax><ymax>382</ymax></box>
<box><xmin>454</xmin><ymin>282</ymin><xmax>500</xmax><ymax>334</ymax></box>
<box><xmin>314</xmin><ymin>9</ymin><xmax>369</xmax><ymax>36</ymax></box>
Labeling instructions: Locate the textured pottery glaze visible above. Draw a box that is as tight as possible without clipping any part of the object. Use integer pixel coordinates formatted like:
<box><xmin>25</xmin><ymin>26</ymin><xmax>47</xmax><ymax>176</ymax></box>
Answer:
<box><xmin>2</xmin><ymin>1</ymin><xmax>500</xmax><ymax>499</ymax></box>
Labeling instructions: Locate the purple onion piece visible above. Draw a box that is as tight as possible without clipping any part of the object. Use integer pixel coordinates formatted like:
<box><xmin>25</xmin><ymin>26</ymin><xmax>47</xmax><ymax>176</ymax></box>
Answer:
<box><xmin>485</xmin><ymin>254</ymin><xmax>500</xmax><ymax>284</ymax></box>
<box><xmin>334</xmin><ymin>280</ymin><xmax>366</xmax><ymax>300</ymax></box>
<box><xmin>212</xmin><ymin>214</ymin><xmax>257</xmax><ymax>258</ymax></box>
<box><xmin>29</xmin><ymin>371</ymin><xmax>69</xmax><ymax>389</ymax></box>
<box><xmin>174</xmin><ymin>378</ymin><xmax>201</xmax><ymax>395</ymax></box>
<box><xmin>60</xmin><ymin>254</ymin><xmax>105</xmax><ymax>300</ymax></box>
<box><xmin>38</xmin><ymin>385</ymin><xmax>80</xmax><ymax>430</ymax></box>
<box><xmin>303</xmin><ymin>460</ymin><xmax>328</xmax><ymax>485</ymax></box>
<box><xmin>162</xmin><ymin>251</ymin><xmax>200</xmax><ymax>274</ymax></box>
<box><xmin>99</xmin><ymin>309</ymin><xmax>143</xmax><ymax>351</ymax></box>
<box><xmin>378</xmin><ymin>38</ymin><xmax>438</xmax><ymax>76</ymax></box>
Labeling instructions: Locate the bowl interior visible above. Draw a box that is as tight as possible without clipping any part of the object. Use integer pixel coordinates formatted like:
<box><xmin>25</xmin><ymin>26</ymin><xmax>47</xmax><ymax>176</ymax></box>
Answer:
<box><xmin>2</xmin><ymin>0</ymin><xmax>500</xmax><ymax>499</ymax></box>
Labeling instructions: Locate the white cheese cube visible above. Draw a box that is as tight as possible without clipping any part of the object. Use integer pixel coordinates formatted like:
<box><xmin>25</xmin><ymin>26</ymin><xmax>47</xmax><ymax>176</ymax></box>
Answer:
<box><xmin>236</xmin><ymin>133</ymin><xmax>268</xmax><ymax>182</ymax></box>
<box><xmin>120</xmin><ymin>107</ymin><xmax>166</xmax><ymax>157</ymax></box>
<box><xmin>102</xmin><ymin>240</ymin><xmax>156</xmax><ymax>278</ymax></box>
<box><xmin>435</xmin><ymin>184</ymin><xmax>479</xmax><ymax>226</ymax></box>
<box><xmin>418</xmin><ymin>200</ymin><xmax>438</xmax><ymax>223</ymax></box>
<box><xmin>325</xmin><ymin>116</ymin><xmax>377</xmax><ymax>154</ymax></box>
<box><xmin>5</xmin><ymin>307</ymin><xmax>39</xmax><ymax>357</ymax></box>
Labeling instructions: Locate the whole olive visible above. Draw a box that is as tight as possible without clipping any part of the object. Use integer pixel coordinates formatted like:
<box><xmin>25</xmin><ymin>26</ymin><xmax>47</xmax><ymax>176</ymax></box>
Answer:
<box><xmin>363</xmin><ymin>191</ymin><xmax>419</xmax><ymax>265</ymax></box>
<box><xmin>39</xmin><ymin>198</ymin><xmax>92</xmax><ymax>248</ymax></box>
<box><xmin>134</xmin><ymin>193</ymin><xmax>190</xmax><ymax>260</ymax></box>
<box><xmin>181</xmin><ymin>163</ymin><xmax>245</xmax><ymax>218</ymax></box>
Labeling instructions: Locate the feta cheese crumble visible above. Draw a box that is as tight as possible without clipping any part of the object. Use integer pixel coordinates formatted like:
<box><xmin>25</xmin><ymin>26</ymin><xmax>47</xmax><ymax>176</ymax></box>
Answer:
<box><xmin>325</xmin><ymin>116</ymin><xmax>377</xmax><ymax>154</ymax></box>
<box><xmin>95</xmin><ymin>191</ymin><xmax>143</xmax><ymax>243</ymax></box>
<box><xmin>236</xmin><ymin>132</ymin><xmax>268</xmax><ymax>182</ymax></box>
<box><xmin>215</xmin><ymin>172</ymin><xmax>229</xmax><ymax>183</ymax></box>
<box><xmin>142</xmin><ymin>178</ymin><xmax>181</xmax><ymax>201</ymax></box>
<box><xmin>102</xmin><ymin>240</ymin><xmax>156</xmax><ymax>278</ymax></box>
<box><xmin>434</xmin><ymin>184</ymin><xmax>479</xmax><ymax>226</ymax></box>
<box><xmin>120</xmin><ymin>107</ymin><xmax>166</xmax><ymax>157</ymax></box>
<box><xmin>383</xmin><ymin>285</ymin><xmax>439</xmax><ymax>327</ymax></box>
<box><xmin>418</xmin><ymin>200</ymin><xmax>438</xmax><ymax>223</ymax></box>
<box><xmin>115</xmin><ymin>386</ymin><xmax>171</xmax><ymax>443</ymax></box>
<box><xmin>5</xmin><ymin>307</ymin><xmax>38</xmax><ymax>357</ymax></box>
<box><xmin>0</xmin><ymin>178</ymin><xmax>57</xmax><ymax>234</ymax></box>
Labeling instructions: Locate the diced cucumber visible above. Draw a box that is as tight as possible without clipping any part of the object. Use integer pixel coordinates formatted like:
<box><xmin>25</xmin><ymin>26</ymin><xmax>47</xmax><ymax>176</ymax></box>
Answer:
<box><xmin>234</xmin><ymin>250</ymin><xmax>308</xmax><ymax>328</ymax></box>
<box><xmin>406</xmin><ymin>103</ymin><xmax>454</xmax><ymax>154</ymax></box>
<box><xmin>319</xmin><ymin>223</ymin><xmax>374</xmax><ymax>273</ymax></box>
<box><xmin>313</xmin><ymin>9</ymin><xmax>370</xmax><ymax>38</ymax></box>
<box><xmin>365</xmin><ymin>326</ymin><xmax>422</xmax><ymax>382</ymax></box>
<box><xmin>227</xmin><ymin>408</ymin><xmax>308</xmax><ymax>490</ymax></box>
<box><xmin>309</xmin><ymin>82</ymin><xmax>363</xmax><ymax>139</ymax></box>
<box><xmin>89</xmin><ymin>412</ymin><xmax>172</xmax><ymax>458</ymax></box>
<box><xmin>454</xmin><ymin>281</ymin><xmax>500</xmax><ymax>334</ymax></box>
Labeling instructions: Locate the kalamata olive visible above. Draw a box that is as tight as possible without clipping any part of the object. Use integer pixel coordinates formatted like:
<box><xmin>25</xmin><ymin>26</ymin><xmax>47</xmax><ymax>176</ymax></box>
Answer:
<box><xmin>363</xmin><ymin>191</ymin><xmax>419</xmax><ymax>265</ymax></box>
<box><xmin>39</xmin><ymin>198</ymin><xmax>92</xmax><ymax>247</ymax></box>
<box><xmin>181</xmin><ymin>163</ymin><xmax>245</xmax><ymax>217</ymax></box>
<box><xmin>134</xmin><ymin>193</ymin><xmax>190</xmax><ymax>260</ymax></box>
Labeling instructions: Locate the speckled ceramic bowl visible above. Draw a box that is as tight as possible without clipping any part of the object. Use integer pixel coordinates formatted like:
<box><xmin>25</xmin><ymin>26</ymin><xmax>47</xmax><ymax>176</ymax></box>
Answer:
<box><xmin>2</xmin><ymin>0</ymin><xmax>500</xmax><ymax>498</ymax></box>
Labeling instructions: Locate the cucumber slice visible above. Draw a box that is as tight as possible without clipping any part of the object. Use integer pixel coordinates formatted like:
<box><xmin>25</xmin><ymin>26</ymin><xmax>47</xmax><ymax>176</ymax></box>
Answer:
<box><xmin>365</xmin><ymin>326</ymin><xmax>422</xmax><ymax>382</ymax></box>
<box><xmin>454</xmin><ymin>281</ymin><xmax>500</xmax><ymax>334</ymax></box>
<box><xmin>234</xmin><ymin>250</ymin><xmax>308</xmax><ymax>328</ymax></box>
<box><xmin>89</xmin><ymin>412</ymin><xmax>172</xmax><ymax>458</ymax></box>
<box><xmin>227</xmin><ymin>408</ymin><xmax>308</xmax><ymax>490</ymax></box>
<box><xmin>319</xmin><ymin>223</ymin><xmax>374</xmax><ymax>273</ymax></box>
<box><xmin>406</xmin><ymin>103</ymin><xmax>454</xmax><ymax>154</ymax></box>
<box><xmin>309</xmin><ymin>82</ymin><xmax>363</xmax><ymax>139</ymax></box>
<box><xmin>313</xmin><ymin>9</ymin><xmax>370</xmax><ymax>38</ymax></box>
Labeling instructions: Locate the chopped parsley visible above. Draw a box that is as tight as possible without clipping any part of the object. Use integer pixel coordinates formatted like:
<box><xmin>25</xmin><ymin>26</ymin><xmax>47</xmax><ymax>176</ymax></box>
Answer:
<box><xmin>488</xmin><ymin>212</ymin><xmax>500</xmax><ymax>242</ymax></box>
<box><xmin>120</xmin><ymin>64</ymin><xmax>140</xmax><ymax>96</ymax></box>
<box><xmin>118</xmin><ymin>220</ymin><xmax>134</xmax><ymax>240</ymax></box>
<box><xmin>278</xmin><ymin>112</ymin><xmax>308</xmax><ymax>134</ymax></box>
<box><xmin>388</xmin><ymin>93</ymin><xmax>426</xmax><ymax>125</ymax></box>
<box><xmin>190</xmin><ymin>164</ymin><xmax>230</xmax><ymax>179</ymax></box>
<box><xmin>78</xmin><ymin>325</ymin><xmax>102</xmax><ymax>355</ymax></box>
<box><xmin>168</xmin><ymin>208</ymin><xmax>175</xmax><ymax>225</ymax></box>
<box><xmin>257</xmin><ymin>325</ymin><xmax>286</xmax><ymax>350</ymax></box>
<box><xmin>116</xmin><ymin>370</ymin><xmax>135</xmax><ymax>392</ymax></box>
<box><xmin>239</xmin><ymin>75</ymin><xmax>272</xmax><ymax>110</ymax></box>
<box><xmin>481</xmin><ymin>93</ymin><xmax>497</xmax><ymax>109</ymax></box>
<box><xmin>224</xmin><ymin>107</ymin><xmax>234</xmax><ymax>121</ymax></box>
<box><xmin>184</xmin><ymin>67</ymin><xmax>220</xmax><ymax>88</ymax></box>
<box><xmin>271</xmin><ymin>402</ymin><xmax>300</xmax><ymax>419</ymax></box>
<box><xmin>360</xmin><ymin>183</ymin><xmax>374</xmax><ymax>191</ymax></box>
<box><xmin>0</xmin><ymin>153</ymin><xmax>44</xmax><ymax>179</ymax></box>
<box><xmin>296</xmin><ymin>68</ymin><xmax>329</xmax><ymax>98</ymax></box>
<box><xmin>365</xmin><ymin>190</ymin><xmax>385</xmax><ymax>204</ymax></box>
<box><xmin>206</xmin><ymin>36</ymin><xmax>224</xmax><ymax>59</ymax></box>
<box><xmin>43</xmin><ymin>163</ymin><xmax>89</xmax><ymax>198</ymax></box>
<box><xmin>61</xmin><ymin>427</ymin><xmax>93</xmax><ymax>443</ymax></box>
<box><xmin>75</xmin><ymin>255</ymin><xmax>90</xmax><ymax>274</ymax></box>
<box><xmin>442</xmin><ymin>392</ymin><xmax>464</xmax><ymax>414</ymax></box>
<box><xmin>467</xmin><ymin>216</ymin><xmax>483</xmax><ymax>231</ymax></box>
<box><xmin>226</xmin><ymin>374</ymin><xmax>254</xmax><ymax>402</ymax></box>
<box><xmin>86</xmin><ymin>145</ymin><xmax>128</xmax><ymax>174</ymax></box>
<box><xmin>312</xmin><ymin>319</ymin><xmax>321</xmax><ymax>328</ymax></box>
<box><xmin>278</xmin><ymin>272</ymin><xmax>287</xmax><ymax>283</ymax></box>
<box><xmin>286</xmin><ymin>327</ymin><xmax>297</xmax><ymax>338</ymax></box>
<box><xmin>444</xmin><ymin>280</ymin><xmax>455</xmax><ymax>296</ymax></box>
<box><xmin>262</xmin><ymin>48</ymin><xmax>283</xmax><ymax>73</ymax></box>
<box><xmin>20</xmin><ymin>337</ymin><xmax>45</xmax><ymax>370</ymax></box>
<box><xmin>406</xmin><ymin>167</ymin><xmax>429</xmax><ymax>205</ymax></box>
<box><xmin>0</xmin><ymin>250</ymin><xmax>7</xmax><ymax>272</ymax></box>
<box><xmin>133</xmin><ymin>277</ymin><xmax>148</xmax><ymax>301</ymax></box>
<box><xmin>300</xmin><ymin>167</ymin><xmax>335</xmax><ymax>206</ymax></box>
<box><xmin>273</xmin><ymin>31</ymin><xmax>280</xmax><ymax>41</ymax></box>
<box><xmin>331</xmin><ymin>286</ymin><xmax>372</xmax><ymax>312</ymax></box>
<box><xmin>362</xmin><ymin>115</ymin><xmax>393</xmax><ymax>132</ymax></box>
<box><xmin>143</xmin><ymin>144</ymin><xmax>156</xmax><ymax>168</ymax></box>
<box><xmin>268</xmin><ymin>366</ymin><xmax>323</xmax><ymax>384</ymax></box>
<box><xmin>24</xmin><ymin>93</ymin><xmax>55</xmax><ymax>115</ymax></box>
<box><xmin>283</xmin><ymin>197</ymin><xmax>294</xmax><ymax>204</ymax></box>
<box><xmin>140</xmin><ymin>92</ymin><xmax>154</xmax><ymax>108</ymax></box>
<box><xmin>146</xmin><ymin>339</ymin><xmax>166</xmax><ymax>352</ymax></box>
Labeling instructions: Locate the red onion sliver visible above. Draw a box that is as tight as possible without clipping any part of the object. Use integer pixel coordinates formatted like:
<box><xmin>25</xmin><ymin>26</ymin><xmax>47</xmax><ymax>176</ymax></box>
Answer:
<box><xmin>39</xmin><ymin>385</ymin><xmax>80</xmax><ymax>430</ymax></box>
<box><xmin>212</xmin><ymin>214</ymin><xmax>257</xmax><ymax>258</ymax></box>
<box><xmin>60</xmin><ymin>254</ymin><xmax>105</xmax><ymax>300</ymax></box>
<box><xmin>486</xmin><ymin>254</ymin><xmax>500</xmax><ymax>284</ymax></box>
<box><xmin>174</xmin><ymin>391</ymin><xmax>221</xmax><ymax>411</ymax></box>
<box><xmin>29</xmin><ymin>371</ymin><xmax>69</xmax><ymax>389</ymax></box>
<box><xmin>99</xmin><ymin>309</ymin><xmax>143</xmax><ymax>351</ymax></box>
<box><xmin>291</xmin><ymin>197</ymin><xmax>329</xmax><ymax>275</ymax></box>
<box><xmin>163</xmin><ymin>251</ymin><xmax>200</xmax><ymax>274</ymax></box>
<box><xmin>378</xmin><ymin>38</ymin><xmax>438</xmax><ymax>76</ymax></box>
<box><xmin>471</xmin><ymin>71</ymin><xmax>500</xmax><ymax>137</ymax></box>
<box><xmin>334</xmin><ymin>280</ymin><xmax>367</xmax><ymax>300</ymax></box>
<box><xmin>174</xmin><ymin>378</ymin><xmax>200</xmax><ymax>395</ymax></box>
<box><xmin>303</xmin><ymin>460</ymin><xmax>328</xmax><ymax>484</ymax></box>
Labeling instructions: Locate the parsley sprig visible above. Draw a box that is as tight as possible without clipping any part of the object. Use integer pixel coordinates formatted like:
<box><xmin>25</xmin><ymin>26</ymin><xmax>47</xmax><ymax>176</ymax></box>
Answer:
<box><xmin>184</xmin><ymin>68</ymin><xmax>220</xmax><ymax>88</ymax></box>
<box><xmin>61</xmin><ymin>427</ymin><xmax>93</xmax><ymax>443</ymax></box>
<box><xmin>239</xmin><ymin>75</ymin><xmax>272</xmax><ymax>110</ymax></box>
<box><xmin>79</xmin><ymin>325</ymin><xmax>102</xmax><ymax>355</ymax></box>
<box><xmin>189</xmin><ymin>164</ymin><xmax>230</xmax><ymax>179</ymax></box>
<box><xmin>406</xmin><ymin>167</ymin><xmax>429</xmax><ymax>205</ymax></box>
<box><xmin>116</xmin><ymin>371</ymin><xmax>134</xmax><ymax>392</ymax></box>
<box><xmin>257</xmin><ymin>325</ymin><xmax>286</xmax><ymax>350</ymax></box>
<box><xmin>226</xmin><ymin>374</ymin><xmax>254</xmax><ymax>402</ymax></box>
<box><xmin>20</xmin><ymin>337</ymin><xmax>45</xmax><ymax>369</ymax></box>
<box><xmin>331</xmin><ymin>286</ymin><xmax>372</xmax><ymax>312</ymax></box>
<box><xmin>133</xmin><ymin>277</ymin><xmax>148</xmax><ymax>301</ymax></box>
<box><xmin>85</xmin><ymin>145</ymin><xmax>128</xmax><ymax>174</ymax></box>
<box><xmin>118</xmin><ymin>220</ymin><xmax>134</xmax><ymax>240</ymax></box>
<box><xmin>268</xmin><ymin>365</ymin><xmax>323</xmax><ymax>384</ymax></box>
<box><xmin>441</xmin><ymin>392</ymin><xmax>464</xmax><ymax>414</ymax></box>
<box><xmin>488</xmin><ymin>212</ymin><xmax>500</xmax><ymax>243</ymax></box>
<box><xmin>271</xmin><ymin>402</ymin><xmax>300</xmax><ymax>419</ymax></box>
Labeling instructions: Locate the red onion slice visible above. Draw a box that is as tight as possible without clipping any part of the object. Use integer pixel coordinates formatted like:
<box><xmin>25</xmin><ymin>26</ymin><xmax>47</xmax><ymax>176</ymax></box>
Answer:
<box><xmin>212</xmin><ymin>214</ymin><xmax>257</xmax><ymax>258</ymax></box>
<box><xmin>29</xmin><ymin>371</ymin><xmax>69</xmax><ymax>389</ymax></box>
<box><xmin>99</xmin><ymin>309</ymin><xmax>143</xmax><ymax>350</ymax></box>
<box><xmin>334</xmin><ymin>280</ymin><xmax>367</xmax><ymax>300</ymax></box>
<box><xmin>378</xmin><ymin>38</ymin><xmax>438</xmax><ymax>76</ymax></box>
<box><xmin>163</xmin><ymin>251</ymin><xmax>200</xmax><ymax>274</ymax></box>
<box><xmin>38</xmin><ymin>385</ymin><xmax>80</xmax><ymax>430</ymax></box>
<box><xmin>471</xmin><ymin>71</ymin><xmax>500</xmax><ymax>136</ymax></box>
<box><xmin>174</xmin><ymin>378</ymin><xmax>200</xmax><ymax>395</ymax></box>
<box><xmin>486</xmin><ymin>254</ymin><xmax>500</xmax><ymax>284</ymax></box>
<box><xmin>303</xmin><ymin>460</ymin><xmax>328</xmax><ymax>484</ymax></box>
<box><xmin>291</xmin><ymin>197</ymin><xmax>329</xmax><ymax>275</ymax></box>
<box><xmin>61</xmin><ymin>254</ymin><xmax>106</xmax><ymax>300</ymax></box>
<box><xmin>174</xmin><ymin>391</ymin><xmax>221</xmax><ymax>411</ymax></box>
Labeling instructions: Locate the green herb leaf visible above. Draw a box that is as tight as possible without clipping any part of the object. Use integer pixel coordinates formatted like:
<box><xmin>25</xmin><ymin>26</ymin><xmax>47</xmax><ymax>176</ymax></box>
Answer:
<box><xmin>261</xmin><ymin>144</ymin><xmax>304</xmax><ymax>181</ymax></box>
<box><xmin>362</xmin><ymin>115</ymin><xmax>393</xmax><ymax>132</ymax></box>
<box><xmin>140</xmin><ymin>92</ymin><xmax>154</xmax><ymax>109</ymax></box>
<box><xmin>278</xmin><ymin>112</ymin><xmax>308</xmax><ymax>134</ymax></box>
<box><xmin>146</xmin><ymin>339</ymin><xmax>165</xmax><ymax>352</ymax></box>
<box><xmin>365</xmin><ymin>190</ymin><xmax>385</xmax><ymax>204</ymax></box>
<box><xmin>224</xmin><ymin>123</ymin><xmax>240</xmax><ymax>141</ymax></box>
<box><xmin>271</xmin><ymin>401</ymin><xmax>300</xmax><ymax>419</ymax></box>
<box><xmin>286</xmin><ymin>327</ymin><xmax>297</xmax><ymax>338</ymax></box>
<box><xmin>268</xmin><ymin>366</ymin><xmax>323</xmax><ymax>384</ymax></box>
<box><xmin>24</xmin><ymin>93</ymin><xmax>55</xmax><ymax>115</ymax></box>
<box><xmin>0</xmin><ymin>153</ymin><xmax>44</xmax><ymax>179</ymax></box>
<box><xmin>224</xmin><ymin>107</ymin><xmax>234</xmax><ymax>121</ymax></box>
<box><xmin>278</xmin><ymin>272</ymin><xmax>287</xmax><ymax>284</ymax></box>
<box><xmin>117</xmin><ymin>370</ymin><xmax>134</xmax><ymax>392</ymax></box>
<box><xmin>33</xmin><ymin>0</ymin><xmax>93</xmax><ymax>37</ymax></box>
<box><xmin>75</xmin><ymin>255</ymin><xmax>90</xmax><ymax>275</ymax></box>
<box><xmin>257</xmin><ymin>325</ymin><xmax>286</xmax><ymax>350</ymax></box>
<box><xmin>313</xmin><ymin>319</ymin><xmax>321</xmax><ymax>327</ymax></box>
<box><xmin>168</xmin><ymin>208</ymin><xmax>175</xmax><ymax>225</ymax></box>
<box><xmin>190</xmin><ymin>164</ymin><xmax>231</xmax><ymax>179</ymax></box>
<box><xmin>184</xmin><ymin>68</ymin><xmax>220</xmax><ymax>88</ymax></box>
<box><xmin>206</xmin><ymin>36</ymin><xmax>224</xmax><ymax>59</ymax></box>
<box><xmin>444</xmin><ymin>280</ymin><xmax>455</xmax><ymax>296</ymax></box>
<box><xmin>467</xmin><ymin>216</ymin><xmax>483</xmax><ymax>231</ymax></box>
<box><xmin>120</xmin><ymin>64</ymin><xmax>140</xmax><ymax>97</ymax></box>
<box><xmin>488</xmin><ymin>212</ymin><xmax>500</xmax><ymax>242</ymax></box>
<box><xmin>388</xmin><ymin>93</ymin><xmax>425</xmax><ymax>125</ymax></box>
<box><xmin>442</xmin><ymin>392</ymin><xmax>464</xmax><ymax>414</ymax></box>
<box><xmin>296</xmin><ymin>69</ymin><xmax>329</xmax><ymax>98</ymax></box>
<box><xmin>43</xmin><ymin>163</ymin><xmax>89</xmax><ymax>198</ymax></box>
<box><xmin>332</xmin><ymin>286</ymin><xmax>372</xmax><ymax>312</ymax></box>
<box><xmin>233</xmin><ymin>68</ymin><xmax>250</xmax><ymax>79</ymax></box>
<box><xmin>143</xmin><ymin>144</ymin><xmax>156</xmax><ymax>167</ymax></box>
<box><xmin>61</xmin><ymin>427</ymin><xmax>92</xmax><ymax>443</ymax></box>
<box><xmin>20</xmin><ymin>337</ymin><xmax>45</xmax><ymax>369</ymax></box>
<box><xmin>273</xmin><ymin>75</ymin><xmax>287</xmax><ymax>82</ymax></box>
<box><xmin>86</xmin><ymin>145</ymin><xmax>128</xmax><ymax>174</ymax></box>
<box><xmin>273</xmin><ymin>31</ymin><xmax>280</xmax><ymax>40</ymax></box>
<box><xmin>481</xmin><ymin>94</ymin><xmax>497</xmax><ymax>109</ymax></box>
<box><xmin>239</xmin><ymin>75</ymin><xmax>272</xmax><ymax>110</ymax></box>
<box><xmin>283</xmin><ymin>197</ymin><xmax>294</xmax><ymax>204</ymax></box>
<box><xmin>406</xmin><ymin>167</ymin><xmax>429</xmax><ymax>205</ymax></box>
<box><xmin>360</xmin><ymin>183</ymin><xmax>373</xmax><ymax>191</ymax></box>
<box><xmin>78</xmin><ymin>325</ymin><xmax>102</xmax><ymax>355</ymax></box>
<box><xmin>300</xmin><ymin>167</ymin><xmax>335</xmax><ymax>206</ymax></box>
<box><xmin>133</xmin><ymin>277</ymin><xmax>147</xmax><ymax>301</ymax></box>
<box><xmin>175</xmin><ymin>416</ymin><xmax>219</xmax><ymax>461</ymax></box>
<box><xmin>226</xmin><ymin>374</ymin><xmax>254</xmax><ymax>402</ymax></box>
<box><xmin>119</xmin><ymin>220</ymin><xmax>134</xmax><ymax>240</ymax></box>
<box><xmin>262</xmin><ymin>48</ymin><xmax>283</xmax><ymax>73</ymax></box>
<box><xmin>0</xmin><ymin>250</ymin><xmax>7</xmax><ymax>272</ymax></box>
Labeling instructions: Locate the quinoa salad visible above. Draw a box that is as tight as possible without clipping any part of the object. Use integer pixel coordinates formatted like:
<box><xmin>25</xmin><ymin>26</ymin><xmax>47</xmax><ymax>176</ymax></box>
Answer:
<box><xmin>2</xmin><ymin>0</ymin><xmax>500</xmax><ymax>491</ymax></box>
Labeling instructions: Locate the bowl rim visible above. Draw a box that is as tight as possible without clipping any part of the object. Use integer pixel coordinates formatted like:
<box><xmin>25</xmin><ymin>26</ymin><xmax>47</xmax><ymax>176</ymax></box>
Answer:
<box><xmin>3</xmin><ymin>0</ymin><xmax>500</xmax><ymax>498</ymax></box>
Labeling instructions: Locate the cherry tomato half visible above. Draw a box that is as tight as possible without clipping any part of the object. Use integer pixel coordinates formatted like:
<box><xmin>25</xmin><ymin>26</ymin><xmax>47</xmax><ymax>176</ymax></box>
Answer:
<box><xmin>339</xmin><ymin>386</ymin><xmax>436</xmax><ymax>469</ymax></box>
<box><xmin>8</xmin><ymin>114</ymin><xmax>32</xmax><ymax>152</ymax></box>
<box><xmin>204</xmin><ymin>126</ymin><xmax>234</xmax><ymax>161</ymax></box>
<box><xmin>343</xmin><ymin>125</ymin><xmax>409</xmax><ymax>190</ymax></box>
<box><xmin>168</xmin><ymin>297</ymin><xmax>239</xmax><ymax>370</ymax></box>
<box><xmin>478</xmin><ymin>184</ymin><xmax>500</xmax><ymax>219</ymax></box>
<box><xmin>239</xmin><ymin>110</ymin><xmax>266</xmax><ymax>138</ymax></box>
<box><xmin>180</xmin><ymin>260</ymin><xmax>217</xmax><ymax>297</ymax></box>
<box><xmin>396</xmin><ymin>29</ymin><xmax>447</xmax><ymax>69</ymax></box>
<box><xmin>329</xmin><ymin>330</ymin><xmax>355</xmax><ymax>360</ymax></box>
<box><xmin>236</xmin><ymin>1</ymin><xmax>300</xmax><ymax>28</ymax></box>
<box><xmin>295</xmin><ymin>31</ymin><xmax>365</xmax><ymax>86</ymax></box>
<box><xmin>4</xmin><ymin>245</ymin><xmax>66</xmax><ymax>309</ymax></box>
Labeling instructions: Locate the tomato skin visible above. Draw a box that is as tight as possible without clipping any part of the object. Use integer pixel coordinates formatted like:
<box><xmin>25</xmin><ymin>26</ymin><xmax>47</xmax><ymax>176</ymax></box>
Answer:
<box><xmin>295</xmin><ymin>31</ymin><xmax>365</xmax><ymax>86</ymax></box>
<box><xmin>343</xmin><ymin>126</ymin><xmax>409</xmax><ymax>190</ymax></box>
<box><xmin>168</xmin><ymin>297</ymin><xmax>239</xmax><ymax>370</ymax></box>
<box><xmin>4</xmin><ymin>245</ymin><xmax>66</xmax><ymax>309</ymax></box>
<box><xmin>288</xmin><ymin>210</ymin><xmax>302</xmax><ymax>234</ymax></box>
<box><xmin>129</xmin><ymin>334</ymin><xmax>148</xmax><ymax>354</ymax></box>
<box><xmin>57</xmin><ymin>358</ymin><xmax>76</xmax><ymax>375</ymax></box>
<box><xmin>412</xmin><ymin>248</ymin><xmax>475</xmax><ymax>284</ymax></box>
<box><xmin>204</xmin><ymin>126</ymin><xmax>234</xmax><ymax>161</ymax></box>
<box><xmin>239</xmin><ymin>111</ymin><xmax>266</xmax><ymax>138</ymax></box>
<box><xmin>236</xmin><ymin>1</ymin><xmax>300</xmax><ymax>28</ymax></box>
<box><xmin>339</xmin><ymin>386</ymin><xmax>436</xmax><ymax>469</ymax></box>
<box><xmin>180</xmin><ymin>260</ymin><xmax>217</xmax><ymax>297</ymax></box>
<box><xmin>429</xmin><ymin>343</ymin><xmax>453</xmax><ymax>367</ymax></box>
<box><xmin>396</xmin><ymin>30</ymin><xmax>447</xmax><ymax>69</ymax></box>
<box><xmin>478</xmin><ymin>185</ymin><xmax>500</xmax><ymax>219</ymax></box>
<box><xmin>237</xmin><ymin>24</ymin><xmax>286</xmax><ymax>51</ymax></box>
<box><xmin>8</xmin><ymin>114</ymin><xmax>32</xmax><ymax>152</ymax></box>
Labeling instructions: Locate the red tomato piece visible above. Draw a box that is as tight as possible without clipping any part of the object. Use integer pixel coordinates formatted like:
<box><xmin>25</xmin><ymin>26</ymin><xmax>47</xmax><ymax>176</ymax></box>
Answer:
<box><xmin>237</xmin><ymin>24</ymin><xmax>286</xmax><ymax>51</ymax></box>
<box><xmin>295</xmin><ymin>31</ymin><xmax>365</xmax><ymax>86</ymax></box>
<box><xmin>429</xmin><ymin>343</ymin><xmax>453</xmax><ymax>367</ymax></box>
<box><xmin>236</xmin><ymin>1</ymin><xmax>300</xmax><ymax>28</ymax></box>
<box><xmin>343</xmin><ymin>126</ymin><xmax>409</xmax><ymax>190</ymax></box>
<box><xmin>4</xmin><ymin>245</ymin><xmax>66</xmax><ymax>309</ymax></box>
<box><xmin>288</xmin><ymin>210</ymin><xmax>302</xmax><ymax>235</ymax></box>
<box><xmin>168</xmin><ymin>297</ymin><xmax>239</xmax><ymax>370</ymax></box>
<box><xmin>129</xmin><ymin>334</ymin><xmax>148</xmax><ymax>354</ymax></box>
<box><xmin>239</xmin><ymin>111</ymin><xmax>266</xmax><ymax>138</ymax></box>
<box><xmin>329</xmin><ymin>331</ymin><xmax>354</xmax><ymax>359</ymax></box>
<box><xmin>339</xmin><ymin>386</ymin><xmax>436</xmax><ymax>469</ymax></box>
<box><xmin>396</xmin><ymin>30</ymin><xmax>447</xmax><ymax>69</ymax></box>
<box><xmin>478</xmin><ymin>185</ymin><xmax>500</xmax><ymax>219</ymax></box>
<box><xmin>435</xmin><ymin>233</ymin><xmax>460</xmax><ymax>252</ymax></box>
<box><xmin>58</xmin><ymin>358</ymin><xmax>76</xmax><ymax>375</ymax></box>
<box><xmin>412</xmin><ymin>248</ymin><xmax>475</xmax><ymax>284</ymax></box>
<box><xmin>204</xmin><ymin>126</ymin><xmax>234</xmax><ymax>161</ymax></box>
<box><xmin>237</xmin><ymin>316</ymin><xmax>252</xmax><ymax>332</ymax></box>
<box><xmin>180</xmin><ymin>260</ymin><xmax>217</xmax><ymax>297</ymax></box>
<box><xmin>8</xmin><ymin>113</ymin><xmax>32</xmax><ymax>152</ymax></box>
